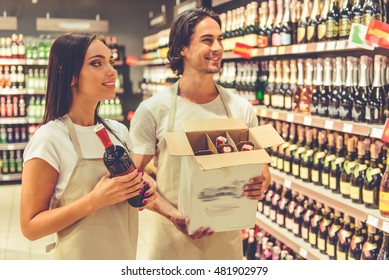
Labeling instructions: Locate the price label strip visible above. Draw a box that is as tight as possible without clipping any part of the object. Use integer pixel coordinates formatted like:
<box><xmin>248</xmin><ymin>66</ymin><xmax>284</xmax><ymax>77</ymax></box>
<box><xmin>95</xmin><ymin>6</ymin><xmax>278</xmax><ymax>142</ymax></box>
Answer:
<box><xmin>366</xmin><ymin>215</ymin><xmax>379</xmax><ymax>228</ymax></box>
<box><xmin>370</xmin><ymin>127</ymin><xmax>384</xmax><ymax>139</ymax></box>
<box><xmin>382</xmin><ymin>221</ymin><xmax>389</xmax><ymax>233</ymax></box>
<box><xmin>287</xmin><ymin>113</ymin><xmax>295</xmax><ymax>123</ymax></box>
<box><xmin>292</xmin><ymin>45</ymin><xmax>300</xmax><ymax>54</ymax></box>
<box><xmin>284</xmin><ymin>179</ymin><xmax>292</xmax><ymax>189</ymax></box>
<box><xmin>271</xmin><ymin>111</ymin><xmax>279</xmax><ymax>120</ymax></box>
<box><xmin>324</xmin><ymin>120</ymin><xmax>334</xmax><ymax>130</ymax></box>
<box><xmin>343</xmin><ymin>123</ymin><xmax>353</xmax><ymax>133</ymax></box>
<box><xmin>316</xmin><ymin>42</ymin><xmax>326</xmax><ymax>51</ymax></box>
<box><xmin>299</xmin><ymin>247</ymin><xmax>308</xmax><ymax>259</ymax></box>
<box><xmin>304</xmin><ymin>116</ymin><xmax>312</xmax><ymax>126</ymax></box>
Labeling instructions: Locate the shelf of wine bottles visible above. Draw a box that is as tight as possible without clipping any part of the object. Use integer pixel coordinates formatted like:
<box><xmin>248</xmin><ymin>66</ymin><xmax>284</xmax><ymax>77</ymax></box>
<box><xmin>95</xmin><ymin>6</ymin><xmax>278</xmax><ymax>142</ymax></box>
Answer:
<box><xmin>0</xmin><ymin>173</ymin><xmax>22</xmax><ymax>182</ymax></box>
<box><xmin>255</xmin><ymin>105</ymin><xmax>384</xmax><ymax>138</ymax></box>
<box><xmin>256</xmin><ymin>212</ymin><xmax>329</xmax><ymax>259</ymax></box>
<box><xmin>269</xmin><ymin>167</ymin><xmax>389</xmax><ymax>232</ymax></box>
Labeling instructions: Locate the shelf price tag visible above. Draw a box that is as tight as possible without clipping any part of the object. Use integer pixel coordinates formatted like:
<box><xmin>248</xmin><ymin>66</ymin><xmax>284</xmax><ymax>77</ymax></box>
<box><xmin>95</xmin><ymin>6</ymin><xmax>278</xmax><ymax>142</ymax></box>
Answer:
<box><xmin>286</xmin><ymin>113</ymin><xmax>294</xmax><ymax>123</ymax></box>
<box><xmin>316</xmin><ymin>42</ymin><xmax>326</xmax><ymax>51</ymax></box>
<box><xmin>304</xmin><ymin>116</ymin><xmax>312</xmax><ymax>126</ymax></box>
<box><xmin>299</xmin><ymin>247</ymin><xmax>308</xmax><ymax>259</ymax></box>
<box><xmin>260</xmin><ymin>109</ymin><xmax>267</xmax><ymax>118</ymax></box>
<box><xmin>271</xmin><ymin>111</ymin><xmax>279</xmax><ymax>119</ymax></box>
<box><xmin>299</xmin><ymin>44</ymin><xmax>307</xmax><ymax>53</ymax></box>
<box><xmin>343</xmin><ymin>123</ymin><xmax>353</xmax><ymax>133</ymax></box>
<box><xmin>264</xmin><ymin>47</ymin><xmax>271</xmax><ymax>55</ymax></box>
<box><xmin>382</xmin><ymin>221</ymin><xmax>389</xmax><ymax>233</ymax></box>
<box><xmin>270</xmin><ymin>47</ymin><xmax>278</xmax><ymax>55</ymax></box>
<box><xmin>324</xmin><ymin>120</ymin><xmax>334</xmax><ymax>130</ymax></box>
<box><xmin>370</xmin><ymin>127</ymin><xmax>384</xmax><ymax>139</ymax></box>
<box><xmin>366</xmin><ymin>215</ymin><xmax>379</xmax><ymax>228</ymax></box>
<box><xmin>278</xmin><ymin>46</ymin><xmax>286</xmax><ymax>55</ymax></box>
<box><xmin>327</xmin><ymin>41</ymin><xmax>336</xmax><ymax>50</ymax></box>
<box><xmin>292</xmin><ymin>45</ymin><xmax>299</xmax><ymax>54</ymax></box>
<box><xmin>336</xmin><ymin>40</ymin><xmax>346</xmax><ymax>50</ymax></box>
<box><xmin>284</xmin><ymin>179</ymin><xmax>292</xmax><ymax>189</ymax></box>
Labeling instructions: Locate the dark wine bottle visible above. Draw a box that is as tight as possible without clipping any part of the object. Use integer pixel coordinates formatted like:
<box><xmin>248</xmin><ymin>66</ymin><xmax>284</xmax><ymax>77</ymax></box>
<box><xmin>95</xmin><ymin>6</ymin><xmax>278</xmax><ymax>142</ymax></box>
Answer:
<box><xmin>363</xmin><ymin>142</ymin><xmax>381</xmax><ymax>209</ymax></box>
<box><xmin>317</xmin><ymin>206</ymin><xmax>333</xmax><ymax>254</ymax></box>
<box><xmin>309</xmin><ymin>201</ymin><xmax>324</xmax><ymax>248</ymax></box>
<box><xmin>336</xmin><ymin>214</ymin><xmax>355</xmax><ymax>260</ymax></box>
<box><xmin>312</xmin><ymin>130</ymin><xmax>327</xmax><ymax>186</ymax></box>
<box><xmin>276</xmin><ymin>188</ymin><xmax>292</xmax><ymax>227</ymax></box>
<box><xmin>285</xmin><ymin>191</ymin><xmax>298</xmax><ymax>232</ymax></box>
<box><xmin>311</xmin><ymin>58</ymin><xmax>323</xmax><ymax>116</ymax></box>
<box><xmin>352</xmin><ymin>0</ymin><xmax>365</xmax><ymax>24</ymax></box>
<box><xmin>322</xmin><ymin>133</ymin><xmax>336</xmax><ymax>189</ymax></box>
<box><xmin>352</xmin><ymin>55</ymin><xmax>369</xmax><ymax>123</ymax></box>
<box><xmin>377</xmin><ymin>232</ymin><xmax>389</xmax><ymax>260</ymax></box>
<box><xmin>269</xmin><ymin>183</ymin><xmax>283</xmax><ymax>222</ymax></box>
<box><xmin>318</xmin><ymin>58</ymin><xmax>332</xmax><ymax>117</ymax></box>
<box><xmin>361</xmin><ymin>225</ymin><xmax>380</xmax><ymax>260</ymax></box>
<box><xmin>329</xmin><ymin>57</ymin><xmax>343</xmax><ymax>119</ymax></box>
<box><xmin>280</xmin><ymin>0</ymin><xmax>293</xmax><ymax>46</ymax></box>
<box><xmin>339</xmin><ymin>0</ymin><xmax>353</xmax><ymax>39</ymax></box>
<box><xmin>283</xmin><ymin>123</ymin><xmax>298</xmax><ymax>174</ymax></box>
<box><xmin>264</xmin><ymin>61</ymin><xmax>275</xmax><ymax>108</ymax></box>
<box><xmin>94</xmin><ymin>124</ymin><xmax>149</xmax><ymax>207</ymax></box>
<box><xmin>297</xmin><ymin>0</ymin><xmax>310</xmax><ymax>44</ymax></box>
<box><xmin>258</xmin><ymin>2</ymin><xmax>269</xmax><ymax>48</ymax></box>
<box><xmin>292</xmin><ymin>194</ymin><xmax>307</xmax><ymax>237</ymax></box>
<box><xmin>348</xmin><ymin>219</ymin><xmax>367</xmax><ymax>260</ymax></box>
<box><xmin>301</xmin><ymin>198</ymin><xmax>316</xmax><ymax>242</ymax></box>
<box><xmin>379</xmin><ymin>153</ymin><xmax>389</xmax><ymax>217</ymax></box>
<box><xmin>300</xmin><ymin>128</ymin><xmax>314</xmax><ymax>182</ymax></box>
<box><xmin>362</xmin><ymin>0</ymin><xmax>383</xmax><ymax>26</ymax></box>
<box><xmin>339</xmin><ymin>56</ymin><xmax>354</xmax><ymax>121</ymax></box>
<box><xmin>350</xmin><ymin>138</ymin><xmax>368</xmax><ymax>203</ymax></box>
<box><xmin>318</xmin><ymin>0</ymin><xmax>331</xmax><ymax>41</ymax></box>
<box><xmin>340</xmin><ymin>137</ymin><xmax>358</xmax><ymax>198</ymax></box>
<box><xmin>292</xmin><ymin>125</ymin><xmax>306</xmax><ymax>178</ymax></box>
<box><xmin>306</xmin><ymin>0</ymin><xmax>321</xmax><ymax>42</ymax></box>
<box><xmin>329</xmin><ymin>133</ymin><xmax>346</xmax><ymax>194</ymax></box>
<box><xmin>326</xmin><ymin>210</ymin><xmax>344</xmax><ymax>259</ymax></box>
<box><xmin>326</xmin><ymin>0</ymin><xmax>340</xmax><ymax>41</ymax></box>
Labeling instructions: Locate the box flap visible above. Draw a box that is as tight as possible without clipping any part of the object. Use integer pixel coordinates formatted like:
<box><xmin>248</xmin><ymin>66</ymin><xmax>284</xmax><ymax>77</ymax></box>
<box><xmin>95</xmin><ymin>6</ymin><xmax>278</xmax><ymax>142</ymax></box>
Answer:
<box><xmin>195</xmin><ymin>149</ymin><xmax>271</xmax><ymax>170</ymax></box>
<box><xmin>181</xmin><ymin>118</ymin><xmax>247</xmax><ymax>132</ymax></box>
<box><xmin>249</xmin><ymin>124</ymin><xmax>285</xmax><ymax>149</ymax></box>
<box><xmin>165</xmin><ymin>132</ymin><xmax>194</xmax><ymax>156</ymax></box>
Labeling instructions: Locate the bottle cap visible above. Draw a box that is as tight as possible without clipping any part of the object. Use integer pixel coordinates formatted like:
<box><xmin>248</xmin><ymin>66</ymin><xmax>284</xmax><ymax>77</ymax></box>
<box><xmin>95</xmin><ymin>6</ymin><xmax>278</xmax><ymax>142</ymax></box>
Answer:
<box><xmin>94</xmin><ymin>124</ymin><xmax>113</xmax><ymax>149</ymax></box>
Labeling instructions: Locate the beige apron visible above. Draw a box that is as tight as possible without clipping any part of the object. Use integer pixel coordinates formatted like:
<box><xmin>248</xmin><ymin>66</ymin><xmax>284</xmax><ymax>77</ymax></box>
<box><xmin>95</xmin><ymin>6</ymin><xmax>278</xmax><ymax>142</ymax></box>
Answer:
<box><xmin>147</xmin><ymin>82</ymin><xmax>243</xmax><ymax>260</ymax></box>
<box><xmin>52</xmin><ymin>115</ymin><xmax>138</xmax><ymax>260</ymax></box>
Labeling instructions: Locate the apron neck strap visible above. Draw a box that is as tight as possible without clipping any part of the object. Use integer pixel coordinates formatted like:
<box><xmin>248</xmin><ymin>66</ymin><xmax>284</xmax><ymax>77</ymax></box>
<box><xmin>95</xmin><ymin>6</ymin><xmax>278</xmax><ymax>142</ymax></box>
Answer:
<box><xmin>62</xmin><ymin>114</ymin><xmax>84</xmax><ymax>159</ymax></box>
<box><xmin>167</xmin><ymin>81</ymin><xmax>233</xmax><ymax>132</ymax></box>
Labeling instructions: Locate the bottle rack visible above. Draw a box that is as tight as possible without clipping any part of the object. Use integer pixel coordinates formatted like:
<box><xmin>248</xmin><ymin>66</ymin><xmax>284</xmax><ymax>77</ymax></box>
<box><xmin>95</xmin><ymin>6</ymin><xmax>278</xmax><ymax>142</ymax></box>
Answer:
<box><xmin>256</xmin><ymin>212</ymin><xmax>329</xmax><ymax>260</ymax></box>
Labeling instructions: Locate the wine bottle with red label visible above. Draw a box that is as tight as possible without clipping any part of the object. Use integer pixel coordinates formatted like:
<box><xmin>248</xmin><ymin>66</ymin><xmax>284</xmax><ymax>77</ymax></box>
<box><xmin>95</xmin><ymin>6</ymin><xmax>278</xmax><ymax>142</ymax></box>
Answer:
<box><xmin>94</xmin><ymin>124</ymin><xmax>149</xmax><ymax>208</ymax></box>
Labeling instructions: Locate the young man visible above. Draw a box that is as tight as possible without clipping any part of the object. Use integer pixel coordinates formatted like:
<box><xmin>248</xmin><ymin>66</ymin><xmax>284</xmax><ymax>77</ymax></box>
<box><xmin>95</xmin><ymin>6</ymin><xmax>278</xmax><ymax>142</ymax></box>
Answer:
<box><xmin>130</xmin><ymin>8</ymin><xmax>271</xmax><ymax>260</ymax></box>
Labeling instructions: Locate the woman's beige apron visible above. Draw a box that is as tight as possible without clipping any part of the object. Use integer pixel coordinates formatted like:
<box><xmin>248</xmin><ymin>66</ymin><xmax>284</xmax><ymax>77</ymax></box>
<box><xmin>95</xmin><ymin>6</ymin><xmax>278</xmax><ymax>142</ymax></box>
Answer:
<box><xmin>147</xmin><ymin>82</ymin><xmax>243</xmax><ymax>260</ymax></box>
<box><xmin>52</xmin><ymin>115</ymin><xmax>138</xmax><ymax>260</ymax></box>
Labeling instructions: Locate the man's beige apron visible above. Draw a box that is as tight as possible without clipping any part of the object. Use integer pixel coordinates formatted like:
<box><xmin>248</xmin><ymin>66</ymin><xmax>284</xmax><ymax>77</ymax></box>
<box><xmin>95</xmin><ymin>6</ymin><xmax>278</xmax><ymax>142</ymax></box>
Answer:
<box><xmin>52</xmin><ymin>115</ymin><xmax>138</xmax><ymax>260</ymax></box>
<box><xmin>147</xmin><ymin>82</ymin><xmax>243</xmax><ymax>260</ymax></box>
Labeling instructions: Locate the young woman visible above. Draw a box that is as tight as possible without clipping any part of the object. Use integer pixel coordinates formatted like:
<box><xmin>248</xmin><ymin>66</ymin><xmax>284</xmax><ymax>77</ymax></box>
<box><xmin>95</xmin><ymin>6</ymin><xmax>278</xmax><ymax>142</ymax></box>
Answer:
<box><xmin>20</xmin><ymin>32</ymin><xmax>155</xmax><ymax>260</ymax></box>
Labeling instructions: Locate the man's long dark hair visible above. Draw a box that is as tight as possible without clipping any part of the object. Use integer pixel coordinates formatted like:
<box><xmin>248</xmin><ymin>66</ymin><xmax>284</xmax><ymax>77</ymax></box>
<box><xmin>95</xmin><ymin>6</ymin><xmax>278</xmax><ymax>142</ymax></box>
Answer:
<box><xmin>167</xmin><ymin>7</ymin><xmax>221</xmax><ymax>76</ymax></box>
<box><xmin>42</xmin><ymin>32</ymin><xmax>106</xmax><ymax>125</ymax></box>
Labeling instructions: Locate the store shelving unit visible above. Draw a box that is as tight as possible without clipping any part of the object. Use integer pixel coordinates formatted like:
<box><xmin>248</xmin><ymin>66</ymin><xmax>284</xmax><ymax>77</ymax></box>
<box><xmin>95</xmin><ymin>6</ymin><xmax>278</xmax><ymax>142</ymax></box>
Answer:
<box><xmin>256</xmin><ymin>212</ymin><xmax>329</xmax><ymax>260</ymax></box>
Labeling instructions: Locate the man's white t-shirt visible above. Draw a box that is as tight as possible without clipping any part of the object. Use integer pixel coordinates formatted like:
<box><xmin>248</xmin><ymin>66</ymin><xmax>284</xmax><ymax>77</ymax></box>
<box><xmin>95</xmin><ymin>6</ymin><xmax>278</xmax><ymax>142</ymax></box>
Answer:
<box><xmin>23</xmin><ymin>118</ymin><xmax>131</xmax><ymax>208</ymax></box>
<box><xmin>129</xmin><ymin>85</ymin><xmax>258</xmax><ymax>165</ymax></box>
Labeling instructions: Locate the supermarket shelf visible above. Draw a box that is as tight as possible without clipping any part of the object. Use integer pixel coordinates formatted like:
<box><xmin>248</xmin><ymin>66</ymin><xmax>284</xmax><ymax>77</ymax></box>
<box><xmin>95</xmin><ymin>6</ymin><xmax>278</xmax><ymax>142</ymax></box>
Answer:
<box><xmin>256</xmin><ymin>213</ymin><xmax>329</xmax><ymax>260</ymax></box>
<box><xmin>269</xmin><ymin>167</ymin><xmax>389</xmax><ymax>233</ymax></box>
<box><xmin>0</xmin><ymin>117</ymin><xmax>29</xmax><ymax>125</ymax></box>
<box><xmin>138</xmin><ymin>58</ymin><xmax>168</xmax><ymax>66</ymax></box>
<box><xmin>0</xmin><ymin>173</ymin><xmax>22</xmax><ymax>182</ymax></box>
<box><xmin>0</xmin><ymin>58</ymin><xmax>26</xmax><ymax>65</ymax></box>
<box><xmin>25</xmin><ymin>59</ymin><xmax>48</xmax><ymax>65</ymax></box>
<box><xmin>223</xmin><ymin>40</ymin><xmax>375</xmax><ymax>60</ymax></box>
<box><xmin>0</xmin><ymin>89</ymin><xmax>27</xmax><ymax>95</ymax></box>
<box><xmin>255</xmin><ymin>106</ymin><xmax>384</xmax><ymax>139</ymax></box>
<box><xmin>26</xmin><ymin>89</ymin><xmax>46</xmax><ymax>95</ymax></box>
<box><xmin>0</xmin><ymin>142</ymin><xmax>28</xmax><ymax>150</ymax></box>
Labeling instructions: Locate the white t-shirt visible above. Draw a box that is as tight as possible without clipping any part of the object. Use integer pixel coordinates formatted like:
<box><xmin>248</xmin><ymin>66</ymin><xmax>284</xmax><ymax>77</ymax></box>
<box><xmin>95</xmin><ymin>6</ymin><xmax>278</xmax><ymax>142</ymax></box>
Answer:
<box><xmin>23</xmin><ymin>118</ymin><xmax>131</xmax><ymax>208</ymax></box>
<box><xmin>129</xmin><ymin>84</ymin><xmax>258</xmax><ymax>164</ymax></box>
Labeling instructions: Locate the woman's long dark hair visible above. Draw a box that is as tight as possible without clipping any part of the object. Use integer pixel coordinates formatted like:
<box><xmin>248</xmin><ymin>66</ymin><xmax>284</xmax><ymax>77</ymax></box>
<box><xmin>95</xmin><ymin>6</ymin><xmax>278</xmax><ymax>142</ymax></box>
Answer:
<box><xmin>42</xmin><ymin>32</ymin><xmax>106</xmax><ymax>125</ymax></box>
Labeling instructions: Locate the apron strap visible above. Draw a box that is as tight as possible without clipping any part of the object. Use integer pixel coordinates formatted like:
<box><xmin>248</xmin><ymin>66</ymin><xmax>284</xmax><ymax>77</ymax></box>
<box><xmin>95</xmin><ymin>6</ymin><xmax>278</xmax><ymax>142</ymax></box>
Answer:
<box><xmin>167</xmin><ymin>81</ymin><xmax>233</xmax><ymax>132</ymax></box>
<box><xmin>62</xmin><ymin>114</ymin><xmax>84</xmax><ymax>159</ymax></box>
<box><xmin>99</xmin><ymin>118</ymin><xmax>132</xmax><ymax>154</ymax></box>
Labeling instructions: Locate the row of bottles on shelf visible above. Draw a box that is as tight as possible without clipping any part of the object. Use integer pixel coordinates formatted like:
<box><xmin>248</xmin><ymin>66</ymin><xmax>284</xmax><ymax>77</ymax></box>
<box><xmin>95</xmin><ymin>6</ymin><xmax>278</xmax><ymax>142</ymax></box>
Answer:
<box><xmin>220</xmin><ymin>0</ymin><xmax>388</xmax><ymax>51</ymax></box>
<box><xmin>215</xmin><ymin>61</ymin><xmax>262</xmax><ymax>104</ymax></box>
<box><xmin>259</xmin><ymin>181</ymin><xmax>389</xmax><ymax>259</ymax></box>
<box><xmin>242</xmin><ymin>225</ymin><xmax>306</xmax><ymax>260</ymax></box>
<box><xmin>0</xmin><ymin>95</ymin><xmax>44</xmax><ymax>119</ymax></box>
<box><xmin>0</xmin><ymin>34</ymin><xmax>26</xmax><ymax>59</ymax></box>
<box><xmin>0</xmin><ymin>149</ymin><xmax>23</xmax><ymax>175</ymax></box>
<box><xmin>262</xmin><ymin>119</ymin><xmax>389</xmax><ymax>215</ymax></box>
<box><xmin>1</xmin><ymin>34</ymin><xmax>124</xmax><ymax>63</ymax></box>
<box><xmin>141</xmin><ymin>29</ymin><xmax>170</xmax><ymax>60</ymax></box>
<box><xmin>0</xmin><ymin>124</ymin><xmax>30</xmax><ymax>144</ymax></box>
<box><xmin>140</xmin><ymin>66</ymin><xmax>178</xmax><ymax>97</ymax></box>
<box><xmin>99</xmin><ymin>97</ymin><xmax>123</xmax><ymax>118</ymax></box>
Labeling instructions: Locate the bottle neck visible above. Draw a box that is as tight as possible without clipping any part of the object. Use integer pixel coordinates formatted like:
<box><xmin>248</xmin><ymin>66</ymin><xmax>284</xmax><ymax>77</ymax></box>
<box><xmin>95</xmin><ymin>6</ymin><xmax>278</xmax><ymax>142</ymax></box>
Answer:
<box><xmin>323</xmin><ymin>61</ymin><xmax>333</xmax><ymax>86</ymax></box>
<box><xmin>345</xmin><ymin>59</ymin><xmax>354</xmax><ymax>87</ymax></box>
<box><xmin>334</xmin><ymin>59</ymin><xmax>343</xmax><ymax>86</ymax></box>
<box><xmin>275</xmin><ymin>1</ymin><xmax>284</xmax><ymax>25</ymax></box>
<box><xmin>305</xmin><ymin>61</ymin><xmax>313</xmax><ymax>86</ymax></box>
<box><xmin>311</xmin><ymin>0</ymin><xmax>321</xmax><ymax>18</ymax></box>
<box><xmin>267</xmin><ymin>1</ymin><xmax>276</xmax><ymax>25</ymax></box>
<box><xmin>321</xmin><ymin>0</ymin><xmax>331</xmax><ymax>18</ymax></box>
<box><xmin>315</xmin><ymin>62</ymin><xmax>323</xmax><ymax>86</ymax></box>
<box><xmin>359</xmin><ymin>63</ymin><xmax>369</xmax><ymax>87</ymax></box>
<box><xmin>297</xmin><ymin>61</ymin><xmax>304</xmax><ymax>85</ymax></box>
<box><xmin>301</xmin><ymin>0</ymin><xmax>310</xmax><ymax>19</ymax></box>
<box><xmin>283</xmin><ymin>0</ymin><xmax>291</xmax><ymax>23</ymax></box>
<box><xmin>373</xmin><ymin>60</ymin><xmax>383</xmax><ymax>87</ymax></box>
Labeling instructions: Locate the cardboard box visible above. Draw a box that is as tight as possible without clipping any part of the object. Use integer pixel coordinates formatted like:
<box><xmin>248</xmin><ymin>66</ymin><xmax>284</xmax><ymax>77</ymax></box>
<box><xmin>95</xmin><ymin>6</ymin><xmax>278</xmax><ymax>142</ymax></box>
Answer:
<box><xmin>165</xmin><ymin>119</ymin><xmax>284</xmax><ymax>234</ymax></box>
